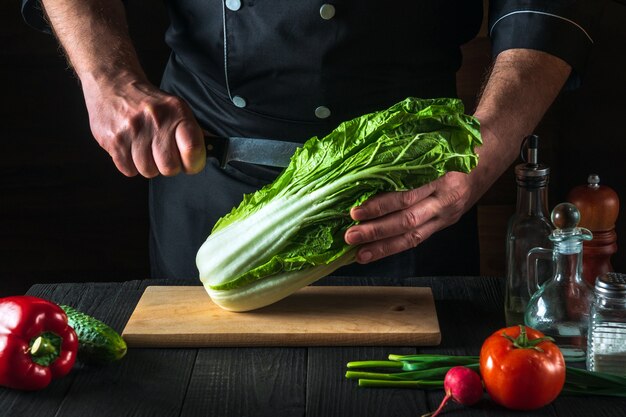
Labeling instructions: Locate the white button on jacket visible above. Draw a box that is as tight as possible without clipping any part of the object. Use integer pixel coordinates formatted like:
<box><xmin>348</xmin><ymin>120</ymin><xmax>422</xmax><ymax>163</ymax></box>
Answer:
<box><xmin>315</xmin><ymin>106</ymin><xmax>331</xmax><ymax>119</ymax></box>
<box><xmin>225</xmin><ymin>0</ymin><xmax>241</xmax><ymax>12</ymax></box>
<box><xmin>232</xmin><ymin>96</ymin><xmax>247</xmax><ymax>108</ymax></box>
<box><xmin>319</xmin><ymin>4</ymin><xmax>336</xmax><ymax>20</ymax></box>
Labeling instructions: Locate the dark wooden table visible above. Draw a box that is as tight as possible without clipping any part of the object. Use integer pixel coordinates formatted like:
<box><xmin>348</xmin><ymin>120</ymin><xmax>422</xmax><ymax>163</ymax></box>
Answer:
<box><xmin>1</xmin><ymin>276</ymin><xmax>624</xmax><ymax>417</ymax></box>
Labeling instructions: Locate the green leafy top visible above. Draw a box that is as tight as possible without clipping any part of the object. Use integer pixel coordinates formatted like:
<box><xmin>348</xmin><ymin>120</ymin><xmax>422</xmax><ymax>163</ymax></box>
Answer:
<box><xmin>198</xmin><ymin>97</ymin><xmax>481</xmax><ymax>292</ymax></box>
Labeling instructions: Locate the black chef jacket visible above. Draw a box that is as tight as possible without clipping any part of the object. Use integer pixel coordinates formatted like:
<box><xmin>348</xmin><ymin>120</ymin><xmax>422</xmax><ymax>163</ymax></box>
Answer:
<box><xmin>22</xmin><ymin>1</ymin><xmax>600</xmax><ymax>280</ymax></box>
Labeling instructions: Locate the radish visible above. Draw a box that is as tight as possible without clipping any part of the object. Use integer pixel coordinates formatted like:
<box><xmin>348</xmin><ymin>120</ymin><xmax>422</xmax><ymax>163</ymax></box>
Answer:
<box><xmin>422</xmin><ymin>366</ymin><xmax>483</xmax><ymax>417</ymax></box>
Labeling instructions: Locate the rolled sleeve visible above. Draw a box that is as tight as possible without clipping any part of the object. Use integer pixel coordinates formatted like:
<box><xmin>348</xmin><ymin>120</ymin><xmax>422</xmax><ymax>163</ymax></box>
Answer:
<box><xmin>21</xmin><ymin>0</ymin><xmax>52</xmax><ymax>34</ymax></box>
<box><xmin>489</xmin><ymin>1</ymin><xmax>602</xmax><ymax>78</ymax></box>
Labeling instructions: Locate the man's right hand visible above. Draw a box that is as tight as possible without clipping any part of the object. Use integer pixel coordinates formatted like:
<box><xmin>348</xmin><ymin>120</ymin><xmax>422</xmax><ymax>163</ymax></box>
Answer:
<box><xmin>82</xmin><ymin>75</ymin><xmax>206</xmax><ymax>178</ymax></box>
<box><xmin>40</xmin><ymin>0</ymin><xmax>206</xmax><ymax>178</ymax></box>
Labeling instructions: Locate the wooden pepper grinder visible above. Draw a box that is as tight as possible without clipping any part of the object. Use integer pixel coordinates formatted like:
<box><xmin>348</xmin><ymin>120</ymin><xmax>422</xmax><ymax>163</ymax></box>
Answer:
<box><xmin>567</xmin><ymin>174</ymin><xmax>620</xmax><ymax>286</ymax></box>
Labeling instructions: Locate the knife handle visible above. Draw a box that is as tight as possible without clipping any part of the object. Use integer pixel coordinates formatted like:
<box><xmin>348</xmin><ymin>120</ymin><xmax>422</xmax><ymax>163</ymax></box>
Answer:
<box><xmin>205</xmin><ymin>136</ymin><xmax>229</xmax><ymax>168</ymax></box>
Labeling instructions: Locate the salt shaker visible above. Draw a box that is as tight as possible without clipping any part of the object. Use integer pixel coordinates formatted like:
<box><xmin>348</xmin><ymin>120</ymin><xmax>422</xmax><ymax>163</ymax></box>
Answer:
<box><xmin>587</xmin><ymin>272</ymin><xmax>626</xmax><ymax>375</ymax></box>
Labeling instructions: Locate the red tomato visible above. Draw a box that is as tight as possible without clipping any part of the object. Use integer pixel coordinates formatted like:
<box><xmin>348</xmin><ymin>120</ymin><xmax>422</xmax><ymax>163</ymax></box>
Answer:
<box><xmin>479</xmin><ymin>325</ymin><xmax>565</xmax><ymax>410</ymax></box>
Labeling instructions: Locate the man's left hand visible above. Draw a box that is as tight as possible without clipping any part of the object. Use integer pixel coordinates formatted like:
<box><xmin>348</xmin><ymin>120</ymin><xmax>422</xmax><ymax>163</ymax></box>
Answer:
<box><xmin>344</xmin><ymin>171</ymin><xmax>473</xmax><ymax>263</ymax></box>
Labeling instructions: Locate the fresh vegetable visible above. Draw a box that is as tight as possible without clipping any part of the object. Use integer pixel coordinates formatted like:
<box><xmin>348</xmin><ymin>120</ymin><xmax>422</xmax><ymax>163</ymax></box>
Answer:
<box><xmin>345</xmin><ymin>347</ymin><xmax>626</xmax><ymax>401</ymax></box>
<box><xmin>479</xmin><ymin>325</ymin><xmax>565</xmax><ymax>410</ymax></box>
<box><xmin>563</xmin><ymin>366</ymin><xmax>626</xmax><ymax>397</ymax></box>
<box><xmin>196</xmin><ymin>97</ymin><xmax>481</xmax><ymax>311</ymax></box>
<box><xmin>422</xmin><ymin>366</ymin><xmax>483</xmax><ymax>417</ymax></box>
<box><xmin>0</xmin><ymin>296</ymin><xmax>78</xmax><ymax>390</ymax></box>
<box><xmin>60</xmin><ymin>304</ymin><xmax>127</xmax><ymax>364</ymax></box>
<box><xmin>345</xmin><ymin>354</ymin><xmax>481</xmax><ymax>389</ymax></box>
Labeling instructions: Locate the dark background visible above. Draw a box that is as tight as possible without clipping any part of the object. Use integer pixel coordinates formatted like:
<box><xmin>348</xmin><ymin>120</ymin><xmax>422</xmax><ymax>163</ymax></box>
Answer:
<box><xmin>1</xmin><ymin>1</ymin><xmax>625</xmax><ymax>296</ymax></box>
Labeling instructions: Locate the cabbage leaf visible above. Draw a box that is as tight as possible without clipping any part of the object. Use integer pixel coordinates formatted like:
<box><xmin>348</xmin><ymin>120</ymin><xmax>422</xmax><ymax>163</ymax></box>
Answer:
<box><xmin>196</xmin><ymin>97</ymin><xmax>481</xmax><ymax>311</ymax></box>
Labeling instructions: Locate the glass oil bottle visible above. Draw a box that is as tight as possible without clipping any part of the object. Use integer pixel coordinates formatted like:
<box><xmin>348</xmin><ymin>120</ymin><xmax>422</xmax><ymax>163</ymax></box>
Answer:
<box><xmin>504</xmin><ymin>135</ymin><xmax>553</xmax><ymax>326</ymax></box>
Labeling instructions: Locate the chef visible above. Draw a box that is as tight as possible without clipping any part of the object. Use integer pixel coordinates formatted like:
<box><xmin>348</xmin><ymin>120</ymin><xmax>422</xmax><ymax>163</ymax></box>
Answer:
<box><xmin>22</xmin><ymin>1</ymin><xmax>599</xmax><ymax>279</ymax></box>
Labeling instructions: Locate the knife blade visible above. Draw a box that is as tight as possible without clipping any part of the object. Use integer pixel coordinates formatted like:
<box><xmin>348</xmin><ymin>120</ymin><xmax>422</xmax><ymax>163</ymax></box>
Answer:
<box><xmin>205</xmin><ymin>136</ymin><xmax>302</xmax><ymax>168</ymax></box>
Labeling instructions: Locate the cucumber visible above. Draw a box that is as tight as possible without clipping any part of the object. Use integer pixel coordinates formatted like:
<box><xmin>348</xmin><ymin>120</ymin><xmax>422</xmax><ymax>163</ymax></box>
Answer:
<box><xmin>60</xmin><ymin>304</ymin><xmax>127</xmax><ymax>364</ymax></box>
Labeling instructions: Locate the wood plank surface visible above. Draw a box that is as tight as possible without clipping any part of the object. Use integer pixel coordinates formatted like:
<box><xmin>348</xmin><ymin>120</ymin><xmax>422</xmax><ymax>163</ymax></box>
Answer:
<box><xmin>16</xmin><ymin>280</ymin><xmax>200</xmax><ymax>417</ymax></box>
<box><xmin>306</xmin><ymin>276</ymin><xmax>498</xmax><ymax>417</ymax></box>
<box><xmin>306</xmin><ymin>346</ymin><xmax>423</xmax><ymax>417</ymax></box>
<box><xmin>2</xmin><ymin>277</ymin><xmax>626</xmax><ymax>417</ymax></box>
<box><xmin>180</xmin><ymin>348</ymin><xmax>307</xmax><ymax>417</ymax></box>
<box><xmin>50</xmin><ymin>281</ymin><xmax>198</xmax><ymax>417</ymax></box>
<box><xmin>122</xmin><ymin>286</ymin><xmax>441</xmax><ymax>347</ymax></box>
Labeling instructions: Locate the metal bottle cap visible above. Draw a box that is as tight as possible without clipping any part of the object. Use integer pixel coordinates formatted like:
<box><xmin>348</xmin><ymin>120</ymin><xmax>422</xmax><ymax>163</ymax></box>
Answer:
<box><xmin>595</xmin><ymin>272</ymin><xmax>626</xmax><ymax>297</ymax></box>
<box><xmin>515</xmin><ymin>135</ymin><xmax>550</xmax><ymax>187</ymax></box>
<box><xmin>588</xmin><ymin>174</ymin><xmax>600</xmax><ymax>189</ymax></box>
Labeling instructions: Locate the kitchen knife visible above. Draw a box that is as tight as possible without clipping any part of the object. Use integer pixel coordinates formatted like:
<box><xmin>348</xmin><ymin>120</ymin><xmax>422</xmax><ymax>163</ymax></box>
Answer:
<box><xmin>205</xmin><ymin>136</ymin><xmax>302</xmax><ymax>168</ymax></box>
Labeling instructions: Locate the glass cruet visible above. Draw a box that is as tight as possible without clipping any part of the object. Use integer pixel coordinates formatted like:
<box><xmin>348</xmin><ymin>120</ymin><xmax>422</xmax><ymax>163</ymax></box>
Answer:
<box><xmin>504</xmin><ymin>134</ymin><xmax>553</xmax><ymax>326</ymax></box>
<box><xmin>524</xmin><ymin>202</ymin><xmax>594</xmax><ymax>361</ymax></box>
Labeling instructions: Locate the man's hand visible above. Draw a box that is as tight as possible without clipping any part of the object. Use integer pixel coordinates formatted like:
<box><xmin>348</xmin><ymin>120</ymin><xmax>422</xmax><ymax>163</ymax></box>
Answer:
<box><xmin>344</xmin><ymin>49</ymin><xmax>572</xmax><ymax>264</ymax></box>
<box><xmin>344</xmin><ymin>172</ymin><xmax>472</xmax><ymax>263</ymax></box>
<box><xmin>41</xmin><ymin>0</ymin><xmax>205</xmax><ymax>178</ymax></box>
<box><xmin>82</xmin><ymin>75</ymin><xmax>205</xmax><ymax>178</ymax></box>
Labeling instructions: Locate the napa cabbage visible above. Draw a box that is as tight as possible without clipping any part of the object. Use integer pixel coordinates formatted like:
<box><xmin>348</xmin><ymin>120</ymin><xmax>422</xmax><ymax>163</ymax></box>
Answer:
<box><xmin>196</xmin><ymin>97</ymin><xmax>481</xmax><ymax>311</ymax></box>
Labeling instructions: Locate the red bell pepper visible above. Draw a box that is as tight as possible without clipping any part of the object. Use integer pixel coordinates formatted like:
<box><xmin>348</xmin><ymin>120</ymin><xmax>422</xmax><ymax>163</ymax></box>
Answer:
<box><xmin>0</xmin><ymin>295</ymin><xmax>78</xmax><ymax>390</ymax></box>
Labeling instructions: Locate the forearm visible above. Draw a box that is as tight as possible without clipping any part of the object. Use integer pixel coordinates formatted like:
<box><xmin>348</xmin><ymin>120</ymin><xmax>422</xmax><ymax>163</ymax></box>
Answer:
<box><xmin>41</xmin><ymin>0</ymin><xmax>147</xmax><ymax>87</ymax></box>
<box><xmin>471</xmin><ymin>48</ymin><xmax>572</xmax><ymax>203</ymax></box>
<box><xmin>39</xmin><ymin>0</ymin><xmax>205</xmax><ymax>177</ymax></box>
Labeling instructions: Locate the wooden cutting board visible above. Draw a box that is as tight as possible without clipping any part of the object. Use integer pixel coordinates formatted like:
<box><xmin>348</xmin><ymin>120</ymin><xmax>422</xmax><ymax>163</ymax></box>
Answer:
<box><xmin>122</xmin><ymin>286</ymin><xmax>440</xmax><ymax>347</ymax></box>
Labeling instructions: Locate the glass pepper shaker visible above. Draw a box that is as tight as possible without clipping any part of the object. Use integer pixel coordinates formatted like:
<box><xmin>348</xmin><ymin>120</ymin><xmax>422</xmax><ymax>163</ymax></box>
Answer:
<box><xmin>587</xmin><ymin>272</ymin><xmax>626</xmax><ymax>375</ymax></box>
<box><xmin>504</xmin><ymin>135</ymin><xmax>553</xmax><ymax>326</ymax></box>
<box><xmin>525</xmin><ymin>202</ymin><xmax>594</xmax><ymax>362</ymax></box>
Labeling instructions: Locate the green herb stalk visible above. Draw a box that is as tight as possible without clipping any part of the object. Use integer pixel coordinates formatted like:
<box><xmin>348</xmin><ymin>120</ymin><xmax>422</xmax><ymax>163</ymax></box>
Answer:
<box><xmin>345</xmin><ymin>354</ymin><xmax>626</xmax><ymax>397</ymax></box>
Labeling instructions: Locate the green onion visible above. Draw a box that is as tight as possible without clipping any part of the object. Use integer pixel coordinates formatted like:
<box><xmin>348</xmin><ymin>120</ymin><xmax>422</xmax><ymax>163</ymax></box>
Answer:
<box><xmin>346</xmin><ymin>354</ymin><xmax>626</xmax><ymax>398</ymax></box>
<box><xmin>346</xmin><ymin>360</ymin><xmax>404</xmax><ymax>369</ymax></box>
<box><xmin>358</xmin><ymin>379</ymin><xmax>443</xmax><ymax>389</ymax></box>
<box><xmin>346</xmin><ymin>364</ymin><xmax>480</xmax><ymax>382</ymax></box>
<box><xmin>562</xmin><ymin>367</ymin><xmax>626</xmax><ymax>396</ymax></box>
<box><xmin>387</xmin><ymin>354</ymin><xmax>479</xmax><ymax>363</ymax></box>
